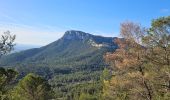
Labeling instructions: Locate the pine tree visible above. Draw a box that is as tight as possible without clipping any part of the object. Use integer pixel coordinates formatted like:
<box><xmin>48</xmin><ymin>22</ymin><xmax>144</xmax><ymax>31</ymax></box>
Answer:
<box><xmin>11</xmin><ymin>73</ymin><xmax>52</xmax><ymax>100</ymax></box>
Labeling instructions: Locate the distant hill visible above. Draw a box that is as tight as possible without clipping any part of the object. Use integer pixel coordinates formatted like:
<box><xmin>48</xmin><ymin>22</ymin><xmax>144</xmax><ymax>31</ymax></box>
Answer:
<box><xmin>13</xmin><ymin>44</ymin><xmax>41</xmax><ymax>52</ymax></box>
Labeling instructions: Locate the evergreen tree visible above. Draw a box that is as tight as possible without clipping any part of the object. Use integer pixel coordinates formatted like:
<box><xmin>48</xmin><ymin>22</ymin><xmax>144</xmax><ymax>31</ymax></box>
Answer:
<box><xmin>0</xmin><ymin>31</ymin><xmax>16</xmax><ymax>100</ymax></box>
<box><xmin>0</xmin><ymin>68</ymin><xmax>17</xmax><ymax>100</ymax></box>
<box><xmin>12</xmin><ymin>73</ymin><xmax>52</xmax><ymax>100</ymax></box>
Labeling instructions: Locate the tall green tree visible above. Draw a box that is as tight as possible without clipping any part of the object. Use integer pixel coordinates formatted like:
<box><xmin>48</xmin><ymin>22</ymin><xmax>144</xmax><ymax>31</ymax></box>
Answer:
<box><xmin>143</xmin><ymin>16</ymin><xmax>170</xmax><ymax>99</ymax></box>
<box><xmin>0</xmin><ymin>68</ymin><xmax>17</xmax><ymax>100</ymax></box>
<box><xmin>0</xmin><ymin>31</ymin><xmax>16</xmax><ymax>100</ymax></box>
<box><xmin>101</xmin><ymin>68</ymin><xmax>112</xmax><ymax>81</ymax></box>
<box><xmin>12</xmin><ymin>73</ymin><xmax>52</xmax><ymax>100</ymax></box>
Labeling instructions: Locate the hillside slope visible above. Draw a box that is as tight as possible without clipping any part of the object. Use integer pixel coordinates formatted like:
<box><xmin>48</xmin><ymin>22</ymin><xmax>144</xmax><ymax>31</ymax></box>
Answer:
<box><xmin>0</xmin><ymin>30</ymin><xmax>117</xmax><ymax>72</ymax></box>
<box><xmin>0</xmin><ymin>30</ymin><xmax>118</xmax><ymax>98</ymax></box>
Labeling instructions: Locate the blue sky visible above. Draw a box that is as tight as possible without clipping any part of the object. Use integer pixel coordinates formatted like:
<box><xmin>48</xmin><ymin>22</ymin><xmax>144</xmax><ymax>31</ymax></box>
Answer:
<box><xmin>0</xmin><ymin>0</ymin><xmax>169</xmax><ymax>45</ymax></box>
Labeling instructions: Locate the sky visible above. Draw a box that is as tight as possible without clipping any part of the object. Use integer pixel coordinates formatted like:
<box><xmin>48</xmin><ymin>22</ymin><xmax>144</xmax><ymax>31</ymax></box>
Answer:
<box><xmin>0</xmin><ymin>0</ymin><xmax>170</xmax><ymax>46</ymax></box>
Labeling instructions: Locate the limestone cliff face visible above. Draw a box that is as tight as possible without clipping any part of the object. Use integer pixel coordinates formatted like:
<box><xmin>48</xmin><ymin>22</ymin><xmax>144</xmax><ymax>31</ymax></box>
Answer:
<box><xmin>62</xmin><ymin>30</ymin><xmax>117</xmax><ymax>48</ymax></box>
<box><xmin>62</xmin><ymin>30</ymin><xmax>92</xmax><ymax>40</ymax></box>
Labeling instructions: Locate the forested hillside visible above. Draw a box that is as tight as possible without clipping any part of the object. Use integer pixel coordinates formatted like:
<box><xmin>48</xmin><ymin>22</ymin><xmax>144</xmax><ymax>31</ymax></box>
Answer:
<box><xmin>0</xmin><ymin>30</ymin><xmax>118</xmax><ymax>99</ymax></box>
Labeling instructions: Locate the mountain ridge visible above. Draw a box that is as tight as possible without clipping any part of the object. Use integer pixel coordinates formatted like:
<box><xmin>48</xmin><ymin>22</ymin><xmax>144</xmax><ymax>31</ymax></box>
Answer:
<box><xmin>0</xmin><ymin>30</ymin><xmax>119</xmax><ymax>98</ymax></box>
<box><xmin>0</xmin><ymin>30</ymin><xmax>118</xmax><ymax>76</ymax></box>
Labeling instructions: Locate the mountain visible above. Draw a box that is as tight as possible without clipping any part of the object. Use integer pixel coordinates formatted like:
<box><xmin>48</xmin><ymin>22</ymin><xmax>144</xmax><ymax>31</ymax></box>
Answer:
<box><xmin>0</xmin><ymin>30</ymin><xmax>117</xmax><ymax>67</ymax></box>
<box><xmin>13</xmin><ymin>44</ymin><xmax>41</xmax><ymax>52</ymax></box>
<box><xmin>0</xmin><ymin>30</ymin><xmax>118</xmax><ymax>79</ymax></box>
<box><xmin>0</xmin><ymin>30</ymin><xmax>118</xmax><ymax>98</ymax></box>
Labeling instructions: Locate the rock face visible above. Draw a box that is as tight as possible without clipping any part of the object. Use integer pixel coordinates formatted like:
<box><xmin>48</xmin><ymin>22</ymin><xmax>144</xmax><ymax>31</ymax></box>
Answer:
<box><xmin>62</xmin><ymin>30</ymin><xmax>92</xmax><ymax>40</ymax></box>
<box><xmin>62</xmin><ymin>30</ymin><xmax>117</xmax><ymax>48</ymax></box>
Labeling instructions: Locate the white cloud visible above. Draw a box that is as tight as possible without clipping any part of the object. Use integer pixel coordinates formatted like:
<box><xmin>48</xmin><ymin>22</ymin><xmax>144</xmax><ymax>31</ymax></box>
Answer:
<box><xmin>0</xmin><ymin>12</ymin><xmax>19</xmax><ymax>23</ymax></box>
<box><xmin>0</xmin><ymin>23</ymin><xmax>65</xmax><ymax>46</ymax></box>
<box><xmin>0</xmin><ymin>12</ymin><xmax>67</xmax><ymax>46</ymax></box>
<box><xmin>160</xmin><ymin>8</ymin><xmax>169</xmax><ymax>13</ymax></box>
